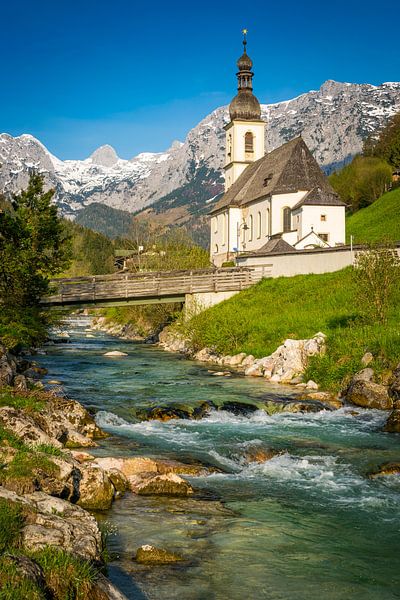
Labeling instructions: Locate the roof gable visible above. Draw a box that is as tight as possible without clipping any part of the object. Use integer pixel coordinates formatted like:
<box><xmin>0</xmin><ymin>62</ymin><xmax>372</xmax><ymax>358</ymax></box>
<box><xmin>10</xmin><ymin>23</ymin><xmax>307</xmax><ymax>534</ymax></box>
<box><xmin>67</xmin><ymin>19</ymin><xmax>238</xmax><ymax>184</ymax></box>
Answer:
<box><xmin>210</xmin><ymin>137</ymin><xmax>341</xmax><ymax>214</ymax></box>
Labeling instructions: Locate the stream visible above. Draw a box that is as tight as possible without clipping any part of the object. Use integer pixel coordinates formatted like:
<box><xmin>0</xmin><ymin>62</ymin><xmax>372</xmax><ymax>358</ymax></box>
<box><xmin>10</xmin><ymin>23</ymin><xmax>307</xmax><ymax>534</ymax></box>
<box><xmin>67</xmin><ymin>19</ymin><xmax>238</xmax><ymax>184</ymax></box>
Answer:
<box><xmin>38</xmin><ymin>317</ymin><xmax>400</xmax><ymax>600</ymax></box>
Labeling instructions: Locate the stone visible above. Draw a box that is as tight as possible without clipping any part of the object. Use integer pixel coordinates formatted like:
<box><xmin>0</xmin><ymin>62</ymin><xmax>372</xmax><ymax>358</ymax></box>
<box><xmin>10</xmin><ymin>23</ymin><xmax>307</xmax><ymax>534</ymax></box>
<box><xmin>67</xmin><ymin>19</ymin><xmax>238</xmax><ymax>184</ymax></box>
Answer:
<box><xmin>0</xmin><ymin>488</ymin><xmax>102</xmax><ymax>560</ymax></box>
<box><xmin>228</xmin><ymin>353</ymin><xmax>247</xmax><ymax>366</ymax></box>
<box><xmin>346</xmin><ymin>380</ymin><xmax>392</xmax><ymax>410</ymax></box>
<box><xmin>244</xmin><ymin>363</ymin><xmax>263</xmax><ymax>377</ymax></box>
<box><xmin>70</xmin><ymin>450</ymin><xmax>95</xmax><ymax>463</ymax></box>
<box><xmin>270</xmin><ymin>374</ymin><xmax>281</xmax><ymax>383</ymax></box>
<box><xmin>103</xmin><ymin>351</ymin><xmax>128</xmax><ymax>357</ymax></box>
<box><xmin>368</xmin><ymin>462</ymin><xmax>400</xmax><ymax>478</ymax></box>
<box><xmin>129</xmin><ymin>472</ymin><xmax>193</xmax><ymax>497</ymax></box>
<box><xmin>351</xmin><ymin>368</ymin><xmax>375</xmax><ymax>383</ymax></box>
<box><xmin>383</xmin><ymin>409</ymin><xmax>400</xmax><ymax>433</ymax></box>
<box><xmin>94</xmin><ymin>456</ymin><xmax>158</xmax><ymax>477</ymax></box>
<box><xmin>0</xmin><ymin>352</ymin><xmax>14</xmax><ymax>387</ymax></box>
<box><xmin>134</xmin><ymin>544</ymin><xmax>183</xmax><ymax>564</ymax></box>
<box><xmin>306</xmin><ymin>380</ymin><xmax>319</xmax><ymax>390</ymax></box>
<box><xmin>240</xmin><ymin>355</ymin><xmax>255</xmax><ymax>368</ymax></box>
<box><xmin>361</xmin><ymin>352</ymin><xmax>374</xmax><ymax>366</ymax></box>
<box><xmin>243</xmin><ymin>446</ymin><xmax>281</xmax><ymax>463</ymax></box>
<box><xmin>300</xmin><ymin>391</ymin><xmax>343</xmax><ymax>410</ymax></box>
<box><xmin>388</xmin><ymin>364</ymin><xmax>400</xmax><ymax>406</ymax></box>
<box><xmin>13</xmin><ymin>374</ymin><xmax>28</xmax><ymax>391</ymax></box>
<box><xmin>107</xmin><ymin>468</ymin><xmax>129</xmax><ymax>495</ymax></box>
<box><xmin>0</xmin><ymin>407</ymin><xmax>63</xmax><ymax>448</ymax></box>
<box><xmin>76</xmin><ymin>464</ymin><xmax>114</xmax><ymax>510</ymax></box>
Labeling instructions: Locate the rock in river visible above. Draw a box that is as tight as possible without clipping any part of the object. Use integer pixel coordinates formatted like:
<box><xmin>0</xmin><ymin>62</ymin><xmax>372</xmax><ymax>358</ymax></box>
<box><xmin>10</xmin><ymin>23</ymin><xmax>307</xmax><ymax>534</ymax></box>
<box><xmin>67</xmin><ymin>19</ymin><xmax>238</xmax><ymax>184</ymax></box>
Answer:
<box><xmin>134</xmin><ymin>544</ymin><xmax>183</xmax><ymax>564</ymax></box>
<box><xmin>346</xmin><ymin>380</ymin><xmax>393</xmax><ymax>410</ymax></box>
<box><xmin>368</xmin><ymin>462</ymin><xmax>400</xmax><ymax>478</ymax></box>
<box><xmin>104</xmin><ymin>351</ymin><xmax>128</xmax><ymax>357</ymax></box>
<box><xmin>129</xmin><ymin>472</ymin><xmax>194</xmax><ymax>497</ymax></box>
<box><xmin>383</xmin><ymin>409</ymin><xmax>400</xmax><ymax>433</ymax></box>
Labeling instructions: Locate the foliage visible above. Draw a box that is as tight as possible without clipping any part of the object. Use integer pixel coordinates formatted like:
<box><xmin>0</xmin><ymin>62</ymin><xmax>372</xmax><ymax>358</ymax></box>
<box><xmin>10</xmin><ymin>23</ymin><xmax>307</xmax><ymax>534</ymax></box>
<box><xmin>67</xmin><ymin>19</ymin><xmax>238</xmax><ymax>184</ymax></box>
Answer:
<box><xmin>32</xmin><ymin>547</ymin><xmax>98</xmax><ymax>600</ymax></box>
<box><xmin>346</xmin><ymin>187</ymin><xmax>400</xmax><ymax>243</ymax></box>
<box><xmin>61</xmin><ymin>220</ymin><xmax>115</xmax><ymax>277</ymax></box>
<box><xmin>0</xmin><ymin>390</ymin><xmax>45</xmax><ymax>412</ymax></box>
<box><xmin>329</xmin><ymin>155</ymin><xmax>392</xmax><ymax>212</ymax></box>
<box><xmin>0</xmin><ymin>500</ymin><xmax>24</xmax><ymax>554</ymax></box>
<box><xmin>353</xmin><ymin>243</ymin><xmax>400</xmax><ymax>324</ymax></box>
<box><xmin>364</xmin><ymin>112</ymin><xmax>400</xmax><ymax>169</ymax></box>
<box><xmin>1</xmin><ymin>449</ymin><xmax>59</xmax><ymax>483</ymax></box>
<box><xmin>178</xmin><ymin>268</ymin><xmax>400</xmax><ymax>392</ymax></box>
<box><xmin>0</xmin><ymin>174</ymin><xmax>71</xmax><ymax>349</ymax></box>
<box><xmin>75</xmin><ymin>202</ymin><xmax>134</xmax><ymax>239</ymax></box>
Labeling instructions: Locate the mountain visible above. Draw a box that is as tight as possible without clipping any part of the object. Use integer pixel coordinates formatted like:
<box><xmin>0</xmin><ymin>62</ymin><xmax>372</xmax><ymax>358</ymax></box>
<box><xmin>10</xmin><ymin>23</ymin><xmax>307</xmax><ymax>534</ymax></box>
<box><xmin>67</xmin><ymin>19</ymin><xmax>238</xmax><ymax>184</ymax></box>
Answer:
<box><xmin>1</xmin><ymin>80</ymin><xmax>400</xmax><ymax>227</ymax></box>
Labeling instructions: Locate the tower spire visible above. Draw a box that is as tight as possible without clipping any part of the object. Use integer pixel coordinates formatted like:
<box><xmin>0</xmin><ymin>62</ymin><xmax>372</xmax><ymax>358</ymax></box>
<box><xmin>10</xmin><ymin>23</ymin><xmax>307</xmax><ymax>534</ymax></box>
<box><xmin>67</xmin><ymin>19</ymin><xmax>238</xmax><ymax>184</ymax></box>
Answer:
<box><xmin>228</xmin><ymin>30</ymin><xmax>261</xmax><ymax>120</ymax></box>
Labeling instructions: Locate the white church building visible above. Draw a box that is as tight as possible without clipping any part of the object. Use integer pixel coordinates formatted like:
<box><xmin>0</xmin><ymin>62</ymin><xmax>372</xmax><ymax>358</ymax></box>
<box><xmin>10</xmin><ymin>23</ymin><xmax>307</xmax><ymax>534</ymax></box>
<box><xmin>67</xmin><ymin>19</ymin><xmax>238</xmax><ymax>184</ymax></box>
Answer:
<box><xmin>210</xmin><ymin>34</ymin><xmax>346</xmax><ymax>267</ymax></box>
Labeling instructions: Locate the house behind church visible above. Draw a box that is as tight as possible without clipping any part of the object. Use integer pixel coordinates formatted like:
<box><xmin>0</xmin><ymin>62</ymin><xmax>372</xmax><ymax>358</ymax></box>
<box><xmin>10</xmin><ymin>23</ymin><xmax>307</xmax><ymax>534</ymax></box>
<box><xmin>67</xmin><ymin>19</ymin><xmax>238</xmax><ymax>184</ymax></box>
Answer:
<box><xmin>210</xmin><ymin>34</ymin><xmax>346</xmax><ymax>267</ymax></box>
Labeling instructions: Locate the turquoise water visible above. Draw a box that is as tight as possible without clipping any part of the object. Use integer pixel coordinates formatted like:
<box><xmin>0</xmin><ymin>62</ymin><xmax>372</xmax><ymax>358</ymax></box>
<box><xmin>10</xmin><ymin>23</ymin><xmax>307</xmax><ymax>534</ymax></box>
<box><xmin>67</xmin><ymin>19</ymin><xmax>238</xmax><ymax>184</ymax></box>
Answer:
<box><xmin>40</xmin><ymin>318</ymin><xmax>400</xmax><ymax>600</ymax></box>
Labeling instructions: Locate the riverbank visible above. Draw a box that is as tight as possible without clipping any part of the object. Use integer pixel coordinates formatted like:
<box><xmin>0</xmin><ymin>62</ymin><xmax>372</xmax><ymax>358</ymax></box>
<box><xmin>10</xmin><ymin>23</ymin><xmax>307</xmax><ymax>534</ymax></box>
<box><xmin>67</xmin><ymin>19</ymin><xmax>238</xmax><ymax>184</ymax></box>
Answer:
<box><xmin>0</xmin><ymin>341</ymin><xmax>221</xmax><ymax>599</ymax></box>
<box><xmin>34</xmin><ymin>320</ymin><xmax>400</xmax><ymax>600</ymax></box>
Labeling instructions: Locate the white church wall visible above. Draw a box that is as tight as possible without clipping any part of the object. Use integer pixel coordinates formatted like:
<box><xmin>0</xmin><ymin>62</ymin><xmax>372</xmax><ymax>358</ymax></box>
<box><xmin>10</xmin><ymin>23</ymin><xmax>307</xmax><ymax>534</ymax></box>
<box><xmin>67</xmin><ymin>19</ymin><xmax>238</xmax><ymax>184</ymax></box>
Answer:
<box><xmin>299</xmin><ymin>205</ymin><xmax>346</xmax><ymax>246</ymax></box>
<box><xmin>270</xmin><ymin>192</ymin><xmax>307</xmax><ymax>236</ymax></box>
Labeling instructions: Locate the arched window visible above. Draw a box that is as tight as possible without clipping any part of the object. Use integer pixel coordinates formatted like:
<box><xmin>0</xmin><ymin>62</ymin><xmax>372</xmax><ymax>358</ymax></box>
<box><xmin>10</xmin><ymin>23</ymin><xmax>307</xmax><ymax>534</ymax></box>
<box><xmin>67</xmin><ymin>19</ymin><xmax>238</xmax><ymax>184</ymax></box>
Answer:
<box><xmin>227</xmin><ymin>134</ymin><xmax>232</xmax><ymax>158</ymax></box>
<box><xmin>266</xmin><ymin>208</ymin><xmax>270</xmax><ymax>236</ymax></box>
<box><xmin>213</xmin><ymin>217</ymin><xmax>218</xmax><ymax>234</ymax></box>
<box><xmin>257</xmin><ymin>211</ymin><xmax>262</xmax><ymax>239</ymax></box>
<box><xmin>283</xmin><ymin>207</ymin><xmax>291</xmax><ymax>233</ymax></box>
<box><xmin>248</xmin><ymin>215</ymin><xmax>253</xmax><ymax>241</ymax></box>
<box><xmin>222</xmin><ymin>213</ymin><xmax>226</xmax><ymax>245</ymax></box>
<box><xmin>214</xmin><ymin>244</ymin><xmax>219</xmax><ymax>254</ymax></box>
<box><xmin>245</xmin><ymin>132</ymin><xmax>254</xmax><ymax>153</ymax></box>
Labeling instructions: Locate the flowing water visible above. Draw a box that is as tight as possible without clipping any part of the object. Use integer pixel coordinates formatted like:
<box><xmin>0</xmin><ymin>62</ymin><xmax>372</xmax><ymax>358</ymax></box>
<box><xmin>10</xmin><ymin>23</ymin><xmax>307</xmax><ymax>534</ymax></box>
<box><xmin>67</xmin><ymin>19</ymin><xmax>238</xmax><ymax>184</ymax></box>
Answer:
<box><xmin>39</xmin><ymin>318</ymin><xmax>400</xmax><ymax>600</ymax></box>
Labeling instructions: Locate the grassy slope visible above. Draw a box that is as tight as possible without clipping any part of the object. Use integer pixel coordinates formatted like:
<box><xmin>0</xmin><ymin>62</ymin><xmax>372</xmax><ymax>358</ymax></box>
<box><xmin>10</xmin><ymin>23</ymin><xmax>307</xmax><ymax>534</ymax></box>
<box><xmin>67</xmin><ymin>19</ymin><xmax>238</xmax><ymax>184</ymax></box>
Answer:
<box><xmin>183</xmin><ymin>268</ymin><xmax>400</xmax><ymax>391</ymax></box>
<box><xmin>346</xmin><ymin>187</ymin><xmax>400</xmax><ymax>243</ymax></box>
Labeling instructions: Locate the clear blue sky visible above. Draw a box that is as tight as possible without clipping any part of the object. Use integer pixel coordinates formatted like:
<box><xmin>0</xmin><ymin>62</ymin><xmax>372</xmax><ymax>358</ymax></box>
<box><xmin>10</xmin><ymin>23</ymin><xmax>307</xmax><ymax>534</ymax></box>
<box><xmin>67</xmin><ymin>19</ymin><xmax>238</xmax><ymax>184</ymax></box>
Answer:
<box><xmin>1</xmin><ymin>0</ymin><xmax>398</xmax><ymax>159</ymax></box>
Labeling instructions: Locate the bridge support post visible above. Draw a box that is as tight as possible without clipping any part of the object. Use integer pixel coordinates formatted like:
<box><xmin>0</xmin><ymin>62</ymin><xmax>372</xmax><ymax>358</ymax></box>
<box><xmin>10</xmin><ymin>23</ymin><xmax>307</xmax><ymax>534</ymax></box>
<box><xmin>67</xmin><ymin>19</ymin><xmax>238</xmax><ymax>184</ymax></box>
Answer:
<box><xmin>183</xmin><ymin>290</ymin><xmax>240</xmax><ymax>320</ymax></box>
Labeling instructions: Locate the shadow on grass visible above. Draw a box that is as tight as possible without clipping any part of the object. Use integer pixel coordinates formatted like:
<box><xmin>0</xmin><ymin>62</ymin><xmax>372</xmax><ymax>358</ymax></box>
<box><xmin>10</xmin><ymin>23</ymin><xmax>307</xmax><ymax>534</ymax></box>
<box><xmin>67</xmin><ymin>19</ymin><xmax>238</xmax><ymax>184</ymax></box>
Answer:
<box><xmin>326</xmin><ymin>314</ymin><xmax>361</xmax><ymax>329</ymax></box>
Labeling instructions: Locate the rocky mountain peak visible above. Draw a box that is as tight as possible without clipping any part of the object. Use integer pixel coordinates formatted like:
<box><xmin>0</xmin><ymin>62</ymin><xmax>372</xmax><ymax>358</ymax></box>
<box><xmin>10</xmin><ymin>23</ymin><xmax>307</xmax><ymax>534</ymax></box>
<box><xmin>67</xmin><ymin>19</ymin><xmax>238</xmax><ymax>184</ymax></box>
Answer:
<box><xmin>89</xmin><ymin>144</ymin><xmax>119</xmax><ymax>167</ymax></box>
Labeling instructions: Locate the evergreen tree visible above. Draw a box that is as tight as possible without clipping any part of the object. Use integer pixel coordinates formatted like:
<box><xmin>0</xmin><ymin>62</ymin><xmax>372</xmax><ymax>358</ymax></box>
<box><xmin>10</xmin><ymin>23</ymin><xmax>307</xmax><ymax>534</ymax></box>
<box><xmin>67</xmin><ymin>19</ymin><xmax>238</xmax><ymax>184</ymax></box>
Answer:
<box><xmin>364</xmin><ymin>112</ymin><xmax>400</xmax><ymax>169</ymax></box>
<box><xmin>0</xmin><ymin>174</ymin><xmax>71</xmax><ymax>348</ymax></box>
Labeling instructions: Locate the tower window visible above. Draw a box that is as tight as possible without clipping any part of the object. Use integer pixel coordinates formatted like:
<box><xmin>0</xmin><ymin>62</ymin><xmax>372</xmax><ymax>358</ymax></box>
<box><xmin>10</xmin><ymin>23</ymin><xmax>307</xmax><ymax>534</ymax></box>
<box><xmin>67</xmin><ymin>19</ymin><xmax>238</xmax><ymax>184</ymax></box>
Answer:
<box><xmin>282</xmin><ymin>207</ymin><xmax>291</xmax><ymax>233</ymax></box>
<box><xmin>245</xmin><ymin>132</ymin><xmax>254</xmax><ymax>153</ymax></box>
<box><xmin>321</xmin><ymin>214</ymin><xmax>327</xmax><ymax>222</ymax></box>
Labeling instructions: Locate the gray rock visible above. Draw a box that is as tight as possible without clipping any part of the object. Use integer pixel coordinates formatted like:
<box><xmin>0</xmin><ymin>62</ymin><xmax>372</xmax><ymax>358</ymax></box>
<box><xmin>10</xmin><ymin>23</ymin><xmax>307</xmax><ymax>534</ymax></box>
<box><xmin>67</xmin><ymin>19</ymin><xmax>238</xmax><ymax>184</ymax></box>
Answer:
<box><xmin>346</xmin><ymin>380</ymin><xmax>392</xmax><ymax>410</ymax></box>
<box><xmin>383</xmin><ymin>409</ymin><xmax>400</xmax><ymax>432</ymax></box>
<box><xmin>361</xmin><ymin>352</ymin><xmax>374</xmax><ymax>366</ymax></box>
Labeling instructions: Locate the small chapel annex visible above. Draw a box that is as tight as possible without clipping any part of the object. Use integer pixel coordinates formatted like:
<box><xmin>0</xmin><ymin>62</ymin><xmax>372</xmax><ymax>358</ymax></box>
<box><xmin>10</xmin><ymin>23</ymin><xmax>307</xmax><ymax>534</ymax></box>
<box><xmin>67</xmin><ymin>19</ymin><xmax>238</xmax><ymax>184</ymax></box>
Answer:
<box><xmin>210</xmin><ymin>33</ymin><xmax>346</xmax><ymax>267</ymax></box>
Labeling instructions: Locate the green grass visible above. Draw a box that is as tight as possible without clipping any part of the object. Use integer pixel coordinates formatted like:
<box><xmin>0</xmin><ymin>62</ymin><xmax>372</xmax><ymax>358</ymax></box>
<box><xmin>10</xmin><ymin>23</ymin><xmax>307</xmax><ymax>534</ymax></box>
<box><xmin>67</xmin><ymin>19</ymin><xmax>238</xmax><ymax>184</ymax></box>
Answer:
<box><xmin>3</xmin><ymin>450</ymin><xmax>59</xmax><ymax>482</ymax></box>
<box><xmin>346</xmin><ymin>187</ymin><xmax>400</xmax><ymax>244</ymax></box>
<box><xmin>181</xmin><ymin>267</ymin><xmax>400</xmax><ymax>392</ymax></box>
<box><xmin>0</xmin><ymin>499</ymin><xmax>24</xmax><ymax>554</ymax></box>
<box><xmin>32</xmin><ymin>547</ymin><xmax>98</xmax><ymax>600</ymax></box>
<box><xmin>0</xmin><ymin>390</ymin><xmax>45</xmax><ymax>413</ymax></box>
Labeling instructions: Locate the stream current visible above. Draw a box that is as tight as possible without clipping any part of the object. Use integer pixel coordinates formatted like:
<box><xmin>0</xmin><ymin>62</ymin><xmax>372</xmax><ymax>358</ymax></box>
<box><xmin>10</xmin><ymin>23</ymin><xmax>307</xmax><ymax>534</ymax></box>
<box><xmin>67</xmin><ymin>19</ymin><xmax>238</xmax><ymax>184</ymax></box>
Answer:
<box><xmin>38</xmin><ymin>318</ymin><xmax>400</xmax><ymax>600</ymax></box>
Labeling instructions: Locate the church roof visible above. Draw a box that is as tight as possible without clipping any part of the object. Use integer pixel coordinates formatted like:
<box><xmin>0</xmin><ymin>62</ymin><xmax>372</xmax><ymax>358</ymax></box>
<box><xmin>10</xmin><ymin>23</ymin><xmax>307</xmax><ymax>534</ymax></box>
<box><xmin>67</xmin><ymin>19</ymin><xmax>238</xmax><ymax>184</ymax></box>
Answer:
<box><xmin>291</xmin><ymin>186</ymin><xmax>346</xmax><ymax>210</ymax></box>
<box><xmin>256</xmin><ymin>236</ymin><xmax>296</xmax><ymax>254</ymax></box>
<box><xmin>210</xmin><ymin>137</ymin><xmax>341</xmax><ymax>214</ymax></box>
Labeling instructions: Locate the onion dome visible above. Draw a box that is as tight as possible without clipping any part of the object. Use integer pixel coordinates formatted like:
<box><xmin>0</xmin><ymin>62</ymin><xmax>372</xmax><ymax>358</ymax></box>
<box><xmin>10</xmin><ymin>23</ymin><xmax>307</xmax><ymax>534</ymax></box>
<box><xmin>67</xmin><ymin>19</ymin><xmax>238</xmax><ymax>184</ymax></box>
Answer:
<box><xmin>228</xmin><ymin>30</ymin><xmax>262</xmax><ymax>121</ymax></box>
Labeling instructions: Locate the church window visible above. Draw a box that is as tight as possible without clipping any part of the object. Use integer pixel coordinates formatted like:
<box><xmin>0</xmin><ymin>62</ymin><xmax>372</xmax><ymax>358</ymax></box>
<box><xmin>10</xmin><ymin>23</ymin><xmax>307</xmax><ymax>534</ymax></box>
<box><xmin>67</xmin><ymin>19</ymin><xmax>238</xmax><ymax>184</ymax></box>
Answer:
<box><xmin>282</xmin><ymin>207</ymin><xmax>291</xmax><ymax>232</ymax></box>
<box><xmin>213</xmin><ymin>217</ymin><xmax>218</xmax><ymax>234</ymax></box>
<box><xmin>319</xmin><ymin>233</ymin><xmax>329</xmax><ymax>242</ymax></box>
<box><xmin>227</xmin><ymin>134</ymin><xmax>232</xmax><ymax>158</ymax></box>
<box><xmin>222</xmin><ymin>213</ymin><xmax>226</xmax><ymax>244</ymax></box>
<box><xmin>257</xmin><ymin>211</ymin><xmax>262</xmax><ymax>238</ymax></box>
<box><xmin>214</xmin><ymin>244</ymin><xmax>219</xmax><ymax>254</ymax></box>
<box><xmin>248</xmin><ymin>215</ymin><xmax>253</xmax><ymax>241</ymax></box>
<box><xmin>245</xmin><ymin>132</ymin><xmax>254</xmax><ymax>153</ymax></box>
<box><xmin>266</xmin><ymin>208</ymin><xmax>270</xmax><ymax>236</ymax></box>
<box><xmin>321</xmin><ymin>214</ymin><xmax>327</xmax><ymax>222</ymax></box>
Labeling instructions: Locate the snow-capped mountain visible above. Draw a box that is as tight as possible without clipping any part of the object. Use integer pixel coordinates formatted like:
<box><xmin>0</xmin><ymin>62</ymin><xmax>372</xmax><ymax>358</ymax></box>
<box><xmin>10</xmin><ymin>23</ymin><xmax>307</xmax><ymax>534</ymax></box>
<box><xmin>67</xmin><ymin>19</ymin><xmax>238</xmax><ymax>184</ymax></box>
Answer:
<box><xmin>1</xmin><ymin>80</ymin><xmax>400</xmax><ymax>218</ymax></box>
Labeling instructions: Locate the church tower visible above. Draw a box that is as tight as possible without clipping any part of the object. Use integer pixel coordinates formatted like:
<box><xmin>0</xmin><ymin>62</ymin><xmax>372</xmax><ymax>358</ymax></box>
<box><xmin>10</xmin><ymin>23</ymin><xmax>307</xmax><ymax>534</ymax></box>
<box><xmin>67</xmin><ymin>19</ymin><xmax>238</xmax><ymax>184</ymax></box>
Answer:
<box><xmin>224</xmin><ymin>31</ymin><xmax>265</xmax><ymax>191</ymax></box>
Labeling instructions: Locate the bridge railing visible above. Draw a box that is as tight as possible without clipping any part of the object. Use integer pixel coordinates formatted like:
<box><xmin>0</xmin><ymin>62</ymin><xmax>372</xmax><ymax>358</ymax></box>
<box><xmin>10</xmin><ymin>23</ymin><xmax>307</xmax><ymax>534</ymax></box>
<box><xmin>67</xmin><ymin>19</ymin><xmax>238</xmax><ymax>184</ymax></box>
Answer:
<box><xmin>44</xmin><ymin>267</ymin><xmax>267</xmax><ymax>307</ymax></box>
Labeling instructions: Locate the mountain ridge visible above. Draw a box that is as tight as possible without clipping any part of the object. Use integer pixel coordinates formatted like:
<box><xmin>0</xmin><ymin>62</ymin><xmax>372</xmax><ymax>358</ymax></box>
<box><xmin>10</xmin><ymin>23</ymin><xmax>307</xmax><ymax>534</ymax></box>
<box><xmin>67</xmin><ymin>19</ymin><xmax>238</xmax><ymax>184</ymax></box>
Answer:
<box><xmin>1</xmin><ymin>80</ymin><xmax>400</xmax><ymax>225</ymax></box>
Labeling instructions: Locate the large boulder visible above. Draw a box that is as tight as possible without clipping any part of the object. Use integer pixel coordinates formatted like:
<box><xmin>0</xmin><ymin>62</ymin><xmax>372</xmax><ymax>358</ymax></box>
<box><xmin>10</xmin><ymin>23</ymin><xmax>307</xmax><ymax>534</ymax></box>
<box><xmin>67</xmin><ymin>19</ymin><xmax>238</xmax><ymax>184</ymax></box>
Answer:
<box><xmin>0</xmin><ymin>407</ymin><xmax>63</xmax><ymax>448</ymax></box>
<box><xmin>76</xmin><ymin>464</ymin><xmax>114</xmax><ymax>510</ymax></box>
<box><xmin>346</xmin><ymin>380</ymin><xmax>392</xmax><ymax>410</ymax></box>
<box><xmin>0</xmin><ymin>346</ymin><xmax>15</xmax><ymax>387</ymax></box>
<box><xmin>129</xmin><ymin>472</ymin><xmax>193</xmax><ymax>497</ymax></box>
<box><xmin>0</xmin><ymin>487</ymin><xmax>102</xmax><ymax>560</ymax></box>
<box><xmin>383</xmin><ymin>409</ymin><xmax>400</xmax><ymax>433</ymax></box>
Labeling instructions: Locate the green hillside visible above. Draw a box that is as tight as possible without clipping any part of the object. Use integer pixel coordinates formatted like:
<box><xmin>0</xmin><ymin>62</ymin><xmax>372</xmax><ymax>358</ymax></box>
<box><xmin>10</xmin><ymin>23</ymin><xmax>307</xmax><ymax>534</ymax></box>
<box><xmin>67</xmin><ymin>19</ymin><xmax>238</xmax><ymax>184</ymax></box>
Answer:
<box><xmin>181</xmin><ymin>268</ymin><xmax>400</xmax><ymax>392</ymax></box>
<box><xmin>346</xmin><ymin>187</ymin><xmax>400</xmax><ymax>243</ymax></box>
<box><xmin>75</xmin><ymin>203</ymin><xmax>134</xmax><ymax>239</ymax></box>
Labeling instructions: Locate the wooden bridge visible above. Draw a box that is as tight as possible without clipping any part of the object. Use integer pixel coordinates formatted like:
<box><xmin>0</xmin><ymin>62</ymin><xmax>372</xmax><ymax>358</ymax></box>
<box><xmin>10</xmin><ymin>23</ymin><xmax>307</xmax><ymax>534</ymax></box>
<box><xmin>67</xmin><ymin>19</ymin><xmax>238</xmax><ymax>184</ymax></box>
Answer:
<box><xmin>42</xmin><ymin>267</ymin><xmax>268</xmax><ymax>309</ymax></box>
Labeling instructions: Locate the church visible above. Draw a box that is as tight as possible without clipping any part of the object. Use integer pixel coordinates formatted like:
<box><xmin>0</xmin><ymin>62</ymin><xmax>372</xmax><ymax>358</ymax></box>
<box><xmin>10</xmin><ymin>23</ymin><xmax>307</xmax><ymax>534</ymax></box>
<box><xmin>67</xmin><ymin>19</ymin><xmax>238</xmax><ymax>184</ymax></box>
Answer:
<box><xmin>210</xmin><ymin>33</ymin><xmax>346</xmax><ymax>267</ymax></box>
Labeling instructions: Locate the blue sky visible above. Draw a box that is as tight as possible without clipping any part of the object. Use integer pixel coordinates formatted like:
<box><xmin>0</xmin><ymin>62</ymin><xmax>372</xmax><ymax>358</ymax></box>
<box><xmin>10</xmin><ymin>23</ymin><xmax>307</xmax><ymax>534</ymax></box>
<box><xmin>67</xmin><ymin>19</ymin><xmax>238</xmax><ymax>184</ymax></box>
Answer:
<box><xmin>1</xmin><ymin>0</ymin><xmax>398</xmax><ymax>159</ymax></box>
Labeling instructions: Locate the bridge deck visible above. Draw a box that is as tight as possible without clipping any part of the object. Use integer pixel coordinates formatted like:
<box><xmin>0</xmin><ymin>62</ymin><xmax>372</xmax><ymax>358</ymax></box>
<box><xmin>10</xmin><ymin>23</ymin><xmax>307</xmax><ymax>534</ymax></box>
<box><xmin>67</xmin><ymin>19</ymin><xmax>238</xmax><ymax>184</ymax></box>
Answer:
<box><xmin>42</xmin><ymin>267</ymin><xmax>269</xmax><ymax>308</ymax></box>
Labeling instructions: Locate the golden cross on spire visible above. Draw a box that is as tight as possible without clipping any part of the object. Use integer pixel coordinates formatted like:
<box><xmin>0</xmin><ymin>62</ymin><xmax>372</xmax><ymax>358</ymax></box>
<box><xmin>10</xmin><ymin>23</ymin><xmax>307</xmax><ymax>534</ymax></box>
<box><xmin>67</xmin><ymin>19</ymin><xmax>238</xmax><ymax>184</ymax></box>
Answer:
<box><xmin>242</xmin><ymin>28</ymin><xmax>248</xmax><ymax>51</ymax></box>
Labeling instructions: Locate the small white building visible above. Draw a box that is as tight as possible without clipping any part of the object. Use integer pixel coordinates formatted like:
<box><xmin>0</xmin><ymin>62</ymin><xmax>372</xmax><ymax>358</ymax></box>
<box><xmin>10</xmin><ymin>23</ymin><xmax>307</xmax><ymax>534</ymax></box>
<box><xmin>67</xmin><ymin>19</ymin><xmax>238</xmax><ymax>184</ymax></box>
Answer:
<box><xmin>210</xmin><ymin>35</ymin><xmax>346</xmax><ymax>267</ymax></box>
